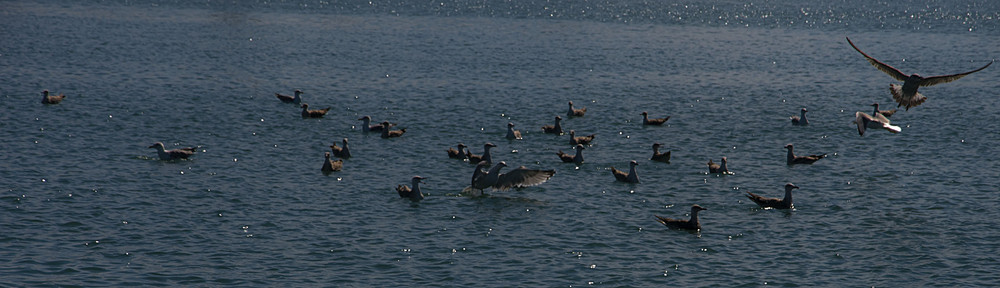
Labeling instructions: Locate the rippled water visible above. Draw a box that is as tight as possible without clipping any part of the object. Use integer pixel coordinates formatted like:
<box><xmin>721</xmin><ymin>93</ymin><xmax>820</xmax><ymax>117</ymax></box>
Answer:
<box><xmin>3</xmin><ymin>0</ymin><xmax>1000</xmax><ymax>286</ymax></box>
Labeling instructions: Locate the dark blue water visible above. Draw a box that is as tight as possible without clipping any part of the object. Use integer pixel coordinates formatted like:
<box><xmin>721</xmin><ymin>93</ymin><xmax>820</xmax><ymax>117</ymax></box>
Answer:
<box><xmin>3</xmin><ymin>0</ymin><xmax>1000</xmax><ymax>286</ymax></box>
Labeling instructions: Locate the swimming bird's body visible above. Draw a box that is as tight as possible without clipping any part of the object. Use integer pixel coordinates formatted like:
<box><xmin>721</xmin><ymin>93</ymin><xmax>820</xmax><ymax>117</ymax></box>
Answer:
<box><xmin>148</xmin><ymin>142</ymin><xmax>198</xmax><ymax>160</ymax></box>
<box><xmin>396</xmin><ymin>176</ymin><xmax>426</xmax><ymax>202</ymax></box>
<box><xmin>330</xmin><ymin>138</ymin><xmax>351</xmax><ymax>159</ymax></box>
<box><xmin>569</xmin><ymin>130</ymin><xmax>595</xmax><ymax>146</ymax></box>
<box><xmin>321</xmin><ymin>152</ymin><xmax>343</xmax><ymax>173</ymax></box>
<box><xmin>275</xmin><ymin>89</ymin><xmax>302</xmax><ymax>104</ymax></box>
<box><xmin>567</xmin><ymin>101</ymin><xmax>587</xmax><ymax>117</ymax></box>
<box><xmin>611</xmin><ymin>160</ymin><xmax>640</xmax><ymax>183</ymax></box>
<box><xmin>655</xmin><ymin>205</ymin><xmax>707</xmax><ymax>231</ymax></box>
<box><xmin>641</xmin><ymin>112</ymin><xmax>669</xmax><ymax>126</ymax></box>
<box><xmin>847</xmin><ymin>37</ymin><xmax>993</xmax><ymax>110</ymax></box>
<box><xmin>505</xmin><ymin>122</ymin><xmax>522</xmax><ymax>140</ymax></box>
<box><xmin>380</xmin><ymin>121</ymin><xmax>406</xmax><ymax>138</ymax></box>
<box><xmin>790</xmin><ymin>108</ymin><xmax>808</xmax><ymax>126</ymax></box>
<box><xmin>650</xmin><ymin>143</ymin><xmax>671</xmax><ymax>163</ymax></box>
<box><xmin>41</xmin><ymin>90</ymin><xmax>66</xmax><ymax>104</ymax></box>
<box><xmin>871</xmin><ymin>102</ymin><xmax>896</xmax><ymax>118</ymax></box>
<box><xmin>447</xmin><ymin>143</ymin><xmax>468</xmax><ymax>159</ymax></box>
<box><xmin>785</xmin><ymin>144</ymin><xmax>826</xmax><ymax>165</ymax></box>
<box><xmin>746</xmin><ymin>183</ymin><xmax>799</xmax><ymax>209</ymax></box>
<box><xmin>301</xmin><ymin>104</ymin><xmax>330</xmax><ymax>118</ymax></box>
<box><xmin>466</xmin><ymin>143</ymin><xmax>496</xmax><ymax>165</ymax></box>
<box><xmin>541</xmin><ymin>116</ymin><xmax>564</xmax><ymax>134</ymax></box>
<box><xmin>358</xmin><ymin>116</ymin><xmax>391</xmax><ymax>132</ymax></box>
<box><xmin>708</xmin><ymin>157</ymin><xmax>730</xmax><ymax>174</ymax></box>
<box><xmin>557</xmin><ymin>144</ymin><xmax>585</xmax><ymax>165</ymax></box>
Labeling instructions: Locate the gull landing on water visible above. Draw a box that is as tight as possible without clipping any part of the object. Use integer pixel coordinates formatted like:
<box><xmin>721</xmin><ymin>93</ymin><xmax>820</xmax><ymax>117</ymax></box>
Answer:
<box><xmin>464</xmin><ymin>161</ymin><xmax>556</xmax><ymax>196</ymax></box>
<box><xmin>847</xmin><ymin>37</ymin><xmax>993</xmax><ymax>111</ymax></box>
<box><xmin>148</xmin><ymin>142</ymin><xmax>199</xmax><ymax>160</ymax></box>
<box><xmin>655</xmin><ymin>205</ymin><xmax>707</xmax><ymax>231</ymax></box>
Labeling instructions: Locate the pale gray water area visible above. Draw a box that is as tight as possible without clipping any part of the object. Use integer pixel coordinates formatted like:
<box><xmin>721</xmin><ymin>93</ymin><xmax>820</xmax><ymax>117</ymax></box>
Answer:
<box><xmin>2</xmin><ymin>0</ymin><xmax>1000</xmax><ymax>286</ymax></box>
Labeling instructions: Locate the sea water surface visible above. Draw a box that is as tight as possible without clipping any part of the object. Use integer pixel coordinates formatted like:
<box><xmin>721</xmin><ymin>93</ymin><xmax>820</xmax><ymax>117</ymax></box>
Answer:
<box><xmin>2</xmin><ymin>0</ymin><xmax>1000</xmax><ymax>286</ymax></box>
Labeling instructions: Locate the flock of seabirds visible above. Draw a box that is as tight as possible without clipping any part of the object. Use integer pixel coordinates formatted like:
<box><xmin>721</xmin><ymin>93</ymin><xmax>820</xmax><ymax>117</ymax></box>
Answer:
<box><xmin>40</xmin><ymin>37</ymin><xmax>992</xmax><ymax>232</ymax></box>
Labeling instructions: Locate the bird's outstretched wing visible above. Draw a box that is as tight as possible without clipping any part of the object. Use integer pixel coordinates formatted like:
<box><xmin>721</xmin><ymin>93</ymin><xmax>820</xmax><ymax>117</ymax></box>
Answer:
<box><xmin>493</xmin><ymin>167</ymin><xmax>555</xmax><ymax>191</ymax></box>
<box><xmin>920</xmin><ymin>60</ymin><xmax>993</xmax><ymax>87</ymax></box>
<box><xmin>847</xmin><ymin>37</ymin><xmax>908</xmax><ymax>82</ymax></box>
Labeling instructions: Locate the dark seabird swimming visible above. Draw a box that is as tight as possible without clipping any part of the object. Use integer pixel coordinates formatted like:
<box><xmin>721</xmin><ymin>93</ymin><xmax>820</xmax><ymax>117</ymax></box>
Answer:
<box><xmin>569</xmin><ymin>130</ymin><xmax>595</xmax><ymax>146</ymax></box>
<box><xmin>447</xmin><ymin>143</ymin><xmax>468</xmax><ymax>159</ymax></box>
<box><xmin>853</xmin><ymin>108</ymin><xmax>901</xmax><ymax>136</ymax></box>
<box><xmin>541</xmin><ymin>116</ymin><xmax>564</xmax><ymax>134</ymax></box>
<box><xmin>871</xmin><ymin>102</ymin><xmax>896</xmax><ymax>118</ymax></box>
<box><xmin>329</xmin><ymin>138</ymin><xmax>351</xmax><ymax>159</ymax></box>
<box><xmin>708</xmin><ymin>157</ymin><xmax>730</xmax><ymax>174</ymax></box>
<box><xmin>847</xmin><ymin>37</ymin><xmax>993</xmax><ymax>110</ymax></box>
<box><xmin>148</xmin><ymin>142</ymin><xmax>198</xmax><ymax>160</ymax></box>
<box><xmin>641</xmin><ymin>112</ymin><xmax>669</xmax><ymax>126</ymax></box>
<box><xmin>380</xmin><ymin>121</ymin><xmax>406</xmax><ymax>138</ymax></box>
<box><xmin>505</xmin><ymin>122</ymin><xmax>522</xmax><ymax>140</ymax></box>
<box><xmin>655</xmin><ymin>205</ymin><xmax>707</xmax><ymax>231</ymax></box>
<box><xmin>358</xmin><ymin>116</ymin><xmax>391</xmax><ymax>132</ymax></box>
<box><xmin>790</xmin><ymin>108</ymin><xmax>808</xmax><ymax>126</ymax></box>
<box><xmin>466</xmin><ymin>142</ymin><xmax>497</xmax><ymax>165</ymax></box>
<box><xmin>650</xmin><ymin>143</ymin><xmax>671</xmax><ymax>163</ymax></box>
<box><xmin>567</xmin><ymin>101</ymin><xmax>587</xmax><ymax>117</ymax></box>
<box><xmin>41</xmin><ymin>90</ymin><xmax>66</xmax><ymax>104</ymax></box>
<box><xmin>784</xmin><ymin>144</ymin><xmax>826</xmax><ymax>165</ymax></box>
<box><xmin>556</xmin><ymin>144</ymin><xmax>585</xmax><ymax>165</ymax></box>
<box><xmin>321</xmin><ymin>152</ymin><xmax>343</xmax><ymax>173</ymax></box>
<box><xmin>467</xmin><ymin>161</ymin><xmax>556</xmax><ymax>195</ymax></box>
<box><xmin>611</xmin><ymin>160</ymin><xmax>639</xmax><ymax>183</ymax></box>
<box><xmin>301</xmin><ymin>104</ymin><xmax>330</xmax><ymax>118</ymax></box>
<box><xmin>396</xmin><ymin>176</ymin><xmax>426</xmax><ymax>202</ymax></box>
<box><xmin>746</xmin><ymin>183</ymin><xmax>799</xmax><ymax>209</ymax></box>
<box><xmin>275</xmin><ymin>89</ymin><xmax>302</xmax><ymax>104</ymax></box>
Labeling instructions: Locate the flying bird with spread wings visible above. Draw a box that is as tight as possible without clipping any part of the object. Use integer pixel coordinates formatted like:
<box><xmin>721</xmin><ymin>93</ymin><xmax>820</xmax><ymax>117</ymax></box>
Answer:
<box><xmin>846</xmin><ymin>37</ymin><xmax>993</xmax><ymax>111</ymax></box>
